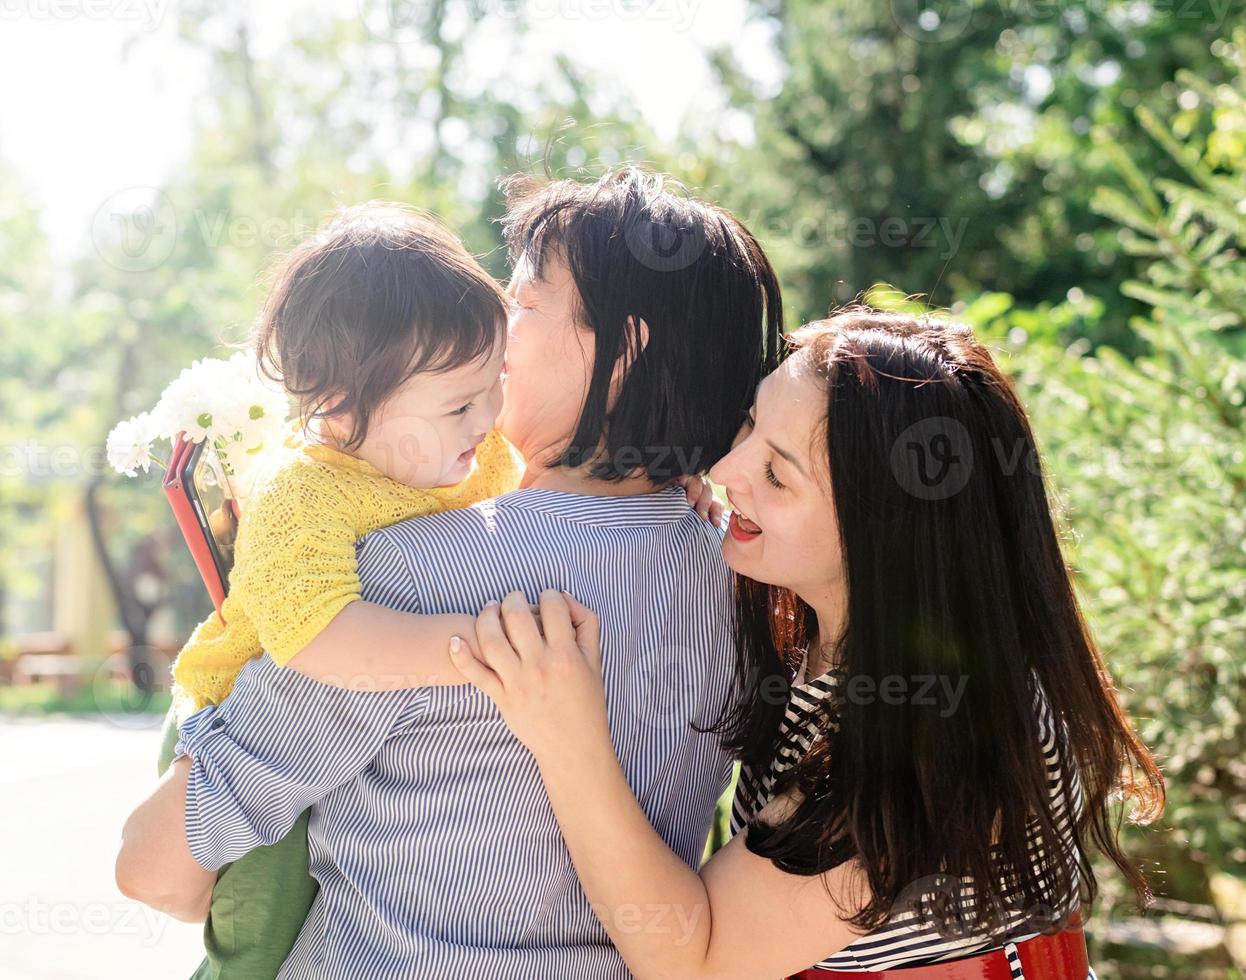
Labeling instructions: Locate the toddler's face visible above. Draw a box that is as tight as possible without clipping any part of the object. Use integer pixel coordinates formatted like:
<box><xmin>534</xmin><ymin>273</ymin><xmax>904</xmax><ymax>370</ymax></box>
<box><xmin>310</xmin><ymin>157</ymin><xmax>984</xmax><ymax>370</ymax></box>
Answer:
<box><xmin>354</xmin><ymin>341</ymin><xmax>507</xmax><ymax>489</ymax></box>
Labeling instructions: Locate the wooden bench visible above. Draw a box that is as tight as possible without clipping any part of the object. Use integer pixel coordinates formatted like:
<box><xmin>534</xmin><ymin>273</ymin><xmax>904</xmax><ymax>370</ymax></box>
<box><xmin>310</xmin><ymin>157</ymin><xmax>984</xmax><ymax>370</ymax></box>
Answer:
<box><xmin>11</xmin><ymin>635</ymin><xmax>82</xmax><ymax>698</ymax></box>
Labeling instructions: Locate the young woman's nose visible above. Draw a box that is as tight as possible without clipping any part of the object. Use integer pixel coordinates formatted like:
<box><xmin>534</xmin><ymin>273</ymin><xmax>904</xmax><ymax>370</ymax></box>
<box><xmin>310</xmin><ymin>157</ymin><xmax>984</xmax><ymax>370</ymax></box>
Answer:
<box><xmin>708</xmin><ymin>440</ymin><xmax>745</xmax><ymax>489</ymax></box>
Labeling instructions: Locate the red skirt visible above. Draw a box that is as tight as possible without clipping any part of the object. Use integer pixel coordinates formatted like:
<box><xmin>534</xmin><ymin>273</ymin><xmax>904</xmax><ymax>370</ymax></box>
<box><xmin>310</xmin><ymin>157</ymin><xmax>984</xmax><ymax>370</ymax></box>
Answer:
<box><xmin>788</xmin><ymin>915</ymin><xmax>1089</xmax><ymax>980</ymax></box>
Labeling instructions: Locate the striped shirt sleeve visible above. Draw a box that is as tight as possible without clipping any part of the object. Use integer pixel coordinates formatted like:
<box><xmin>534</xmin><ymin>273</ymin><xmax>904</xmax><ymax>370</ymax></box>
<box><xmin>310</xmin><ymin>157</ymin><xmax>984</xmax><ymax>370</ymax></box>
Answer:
<box><xmin>354</xmin><ymin>528</ymin><xmax>423</xmax><ymax>613</ymax></box>
<box><xmin>174</xmin><ymin>654</ymin><xmax>426</xmax><ymax>870</ymax></box>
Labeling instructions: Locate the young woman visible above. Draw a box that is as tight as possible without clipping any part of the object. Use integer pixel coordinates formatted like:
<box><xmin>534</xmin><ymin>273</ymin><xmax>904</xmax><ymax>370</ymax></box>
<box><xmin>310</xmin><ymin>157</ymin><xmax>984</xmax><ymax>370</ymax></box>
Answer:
<box><xmin>449</xmin><ymin>308</ymin><xmax>1165</xmax><ymax>979</ymax></box>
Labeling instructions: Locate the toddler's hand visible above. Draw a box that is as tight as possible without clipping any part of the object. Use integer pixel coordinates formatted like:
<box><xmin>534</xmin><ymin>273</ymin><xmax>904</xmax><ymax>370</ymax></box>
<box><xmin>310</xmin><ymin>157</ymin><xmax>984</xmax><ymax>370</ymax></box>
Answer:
<box><xmin>678</xmin><ymin>473</ymin><xmax>724</xmax><ymax>527</ymax></box>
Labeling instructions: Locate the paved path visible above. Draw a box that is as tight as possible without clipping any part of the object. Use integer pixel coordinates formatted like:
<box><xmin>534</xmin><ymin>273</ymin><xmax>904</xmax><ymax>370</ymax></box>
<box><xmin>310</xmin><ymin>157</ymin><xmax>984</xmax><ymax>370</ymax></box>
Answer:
<box><xmin>0</xmin><ymin>715</ymin><xmax>204</xmax><ymax>979</ymax></box>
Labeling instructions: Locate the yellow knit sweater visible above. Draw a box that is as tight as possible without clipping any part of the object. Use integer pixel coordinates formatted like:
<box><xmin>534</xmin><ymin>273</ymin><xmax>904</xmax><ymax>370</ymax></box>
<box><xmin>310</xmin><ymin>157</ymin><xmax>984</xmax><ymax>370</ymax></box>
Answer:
<box><xmin>170</xmin><ymin>425</ymin><xmax>522</xmax><ymax>721</ymax></box>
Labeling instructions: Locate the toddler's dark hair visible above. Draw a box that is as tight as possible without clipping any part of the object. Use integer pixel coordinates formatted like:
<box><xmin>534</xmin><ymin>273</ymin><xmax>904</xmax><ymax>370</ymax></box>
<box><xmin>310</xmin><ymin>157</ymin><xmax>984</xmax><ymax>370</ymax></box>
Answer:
<box><xmin>255</xmin><ymin>201</ymin><xmax>507</xmax><ymax>449</ymax></box>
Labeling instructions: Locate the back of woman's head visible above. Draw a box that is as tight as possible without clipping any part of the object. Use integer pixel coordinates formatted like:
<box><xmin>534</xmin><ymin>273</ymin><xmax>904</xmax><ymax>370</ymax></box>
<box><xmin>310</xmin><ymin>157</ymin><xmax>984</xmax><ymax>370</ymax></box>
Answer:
<box><xmin>727</xmin><ymin>306</ymin><xmax>1164</xmax><ymax>938</ymax></box>
<box><xmin>501</xmin><ymin>167</ymin><xmax>784</xmax><ymax>481</ymax></box>
<box><xmin>255</xmin><ymin>201</ymin><xmax>507</xmax><ymax>449</ymax></box>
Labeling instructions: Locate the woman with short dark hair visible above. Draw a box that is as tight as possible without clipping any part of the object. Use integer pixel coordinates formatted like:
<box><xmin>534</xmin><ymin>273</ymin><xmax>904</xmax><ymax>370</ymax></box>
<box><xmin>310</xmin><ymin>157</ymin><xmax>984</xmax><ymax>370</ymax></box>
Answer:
<box><xmin>118</xmin><ymin>167</ymin><xmax>789</xmax><ymax>979</ymax></box>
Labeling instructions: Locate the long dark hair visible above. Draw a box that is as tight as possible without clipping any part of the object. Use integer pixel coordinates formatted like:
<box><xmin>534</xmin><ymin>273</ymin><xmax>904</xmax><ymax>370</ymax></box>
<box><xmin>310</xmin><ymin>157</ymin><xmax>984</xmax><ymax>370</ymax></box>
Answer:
<box><xmin>720</xmin><ymin>308</ymin><xmax>1164</xmax><ymax>937</ymax></box>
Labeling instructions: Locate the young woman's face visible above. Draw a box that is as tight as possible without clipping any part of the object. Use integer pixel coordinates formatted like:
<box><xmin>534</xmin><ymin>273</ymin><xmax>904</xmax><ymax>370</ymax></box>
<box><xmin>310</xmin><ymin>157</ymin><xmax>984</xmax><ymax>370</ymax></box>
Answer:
<box><xmin>708</xmin><ymin>355</ymin><xmax>844</xmax><ymax>601</ymax></box>
<box><xmin>354</xmin><ymin>342</ymin><xmax>507</xmax><ymax>489</ymax></box>
<box><xmin>498</xmin><ymin>253</ymin><xmax>598</xmax><ymax>466</ymax></box>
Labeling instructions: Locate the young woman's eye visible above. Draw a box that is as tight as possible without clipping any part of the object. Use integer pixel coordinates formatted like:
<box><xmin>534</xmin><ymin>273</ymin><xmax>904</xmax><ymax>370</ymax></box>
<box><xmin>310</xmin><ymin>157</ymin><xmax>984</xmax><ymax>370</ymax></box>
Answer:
<box><xmin>449</xmin><ymin>401</ymin><xmax>475</xmax><ymax>417</ymax></box>
<box><xmin>764</xmin><ymin>461</ymin><xmax>785</xmax><ymax>489</ymax></box>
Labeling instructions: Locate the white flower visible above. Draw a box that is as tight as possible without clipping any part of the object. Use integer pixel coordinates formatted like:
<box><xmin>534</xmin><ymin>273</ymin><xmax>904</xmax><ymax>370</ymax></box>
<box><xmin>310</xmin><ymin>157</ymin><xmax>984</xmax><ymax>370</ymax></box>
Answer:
<box><xmin>114</xmin><ymin>349</ymin><xmax>291</xmax><ymax>495</ymax></box>
<box><xmin>106</xmin><ymin>412</ymin><xmax>157</xmax><ymax>477</ymax></box>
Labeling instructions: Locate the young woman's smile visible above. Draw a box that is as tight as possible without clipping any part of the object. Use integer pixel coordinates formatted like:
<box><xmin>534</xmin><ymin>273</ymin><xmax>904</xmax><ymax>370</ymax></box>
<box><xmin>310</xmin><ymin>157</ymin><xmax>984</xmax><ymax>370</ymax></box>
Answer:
<box><xmin>709</xmin><ymin>356</ymin><xmax>843</xmax><ymax>604</ymax></box>
<box><xmin>725</xmin><ymin>492</ymin><xmax>763</xmax><ymax>542</ymax></box>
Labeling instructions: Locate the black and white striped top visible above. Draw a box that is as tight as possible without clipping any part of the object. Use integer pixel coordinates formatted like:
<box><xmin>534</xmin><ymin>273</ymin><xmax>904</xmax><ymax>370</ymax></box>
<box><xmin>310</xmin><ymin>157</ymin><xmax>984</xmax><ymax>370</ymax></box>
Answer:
<box><xmin>730</xmin><ymin>654</ymin><xmax>1088</xmax><ymax>973</ymax></box>
<box><xmin>176</xmin><ymin>485</ymin><xmax>738</xmax><ymax>979</ymax></box>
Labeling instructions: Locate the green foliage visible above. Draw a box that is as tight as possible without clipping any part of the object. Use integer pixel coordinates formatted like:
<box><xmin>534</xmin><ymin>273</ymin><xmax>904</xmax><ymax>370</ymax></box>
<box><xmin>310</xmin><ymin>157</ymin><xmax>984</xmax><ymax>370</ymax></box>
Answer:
<box><xmin>961</xmin><ymin>37</ymin><xmax>1246</xmax><ymax>913</ymax></box>
<box><xmin>705</xmin><ymin>0</ymin><xmax>1246</xmax><ymax>346</ymax></box>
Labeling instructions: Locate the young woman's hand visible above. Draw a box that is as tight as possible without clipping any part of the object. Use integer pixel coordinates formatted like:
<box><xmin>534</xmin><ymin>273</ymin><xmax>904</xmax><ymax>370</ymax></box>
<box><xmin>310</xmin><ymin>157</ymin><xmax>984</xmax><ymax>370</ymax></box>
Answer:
<box><xmin>449</xmin><ymin>589</ymin><xmax>609</xmax><ymax>766</ymax></box>
<box><xmin>678</xmin><ymin>473</ymin><xmax>724</xmax><ymax>527</ymax></box>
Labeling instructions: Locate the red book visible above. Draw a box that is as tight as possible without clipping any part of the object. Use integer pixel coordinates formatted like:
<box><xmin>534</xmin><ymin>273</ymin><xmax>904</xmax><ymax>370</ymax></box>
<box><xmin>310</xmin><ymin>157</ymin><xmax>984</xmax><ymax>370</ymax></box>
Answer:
<box><xmin>163</xmin><ymin>435</ymin><xmax>239</xmax><ymax>618</ymax></box>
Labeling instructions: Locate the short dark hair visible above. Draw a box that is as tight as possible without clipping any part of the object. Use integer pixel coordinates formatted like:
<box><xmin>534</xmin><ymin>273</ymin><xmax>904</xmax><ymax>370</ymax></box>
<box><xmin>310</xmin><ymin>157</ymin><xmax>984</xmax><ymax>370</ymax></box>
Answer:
<box><xmin>501</xmin><ymin>168</ymin><xmax>784</xmax><ymax>482</ymax></box>
<box><xmin>255</xmin><ymin>201</ymin><xmax>507</xmax><ymax>450</ymax></box>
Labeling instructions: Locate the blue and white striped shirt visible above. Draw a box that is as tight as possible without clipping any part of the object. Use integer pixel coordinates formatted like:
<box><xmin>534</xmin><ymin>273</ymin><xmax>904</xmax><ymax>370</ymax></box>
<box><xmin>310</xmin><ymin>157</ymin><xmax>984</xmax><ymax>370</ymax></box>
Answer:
<box><xmin>175</xmin><ymin>485</ymin><xmax>737</xmax><ymax>979</ymax></box>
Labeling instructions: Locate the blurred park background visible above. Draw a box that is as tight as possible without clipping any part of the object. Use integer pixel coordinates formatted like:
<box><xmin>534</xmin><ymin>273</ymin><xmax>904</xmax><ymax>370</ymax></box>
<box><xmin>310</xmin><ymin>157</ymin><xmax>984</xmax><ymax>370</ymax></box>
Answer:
<box><xmin>1</xmin><ymin>0</ymin><xmax>1244</xmax><ymax>977</ymax></box>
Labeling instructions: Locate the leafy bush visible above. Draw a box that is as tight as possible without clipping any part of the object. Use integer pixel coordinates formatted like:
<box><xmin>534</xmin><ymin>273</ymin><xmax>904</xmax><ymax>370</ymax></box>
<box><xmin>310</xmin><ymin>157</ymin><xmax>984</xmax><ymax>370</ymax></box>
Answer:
<box><xmin>953</xmin><ymin>36</ymin><xmax>1246</xmax><ymax>970</ymax></box>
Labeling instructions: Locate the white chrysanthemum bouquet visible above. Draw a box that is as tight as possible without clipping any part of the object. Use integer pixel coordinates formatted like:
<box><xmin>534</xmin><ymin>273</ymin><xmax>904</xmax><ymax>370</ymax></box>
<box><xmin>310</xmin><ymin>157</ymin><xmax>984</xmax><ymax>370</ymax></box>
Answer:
<box><xmin>106</xmin><ymin>351</ymin><xmax>291</xmax><ymax>499</ymax></box>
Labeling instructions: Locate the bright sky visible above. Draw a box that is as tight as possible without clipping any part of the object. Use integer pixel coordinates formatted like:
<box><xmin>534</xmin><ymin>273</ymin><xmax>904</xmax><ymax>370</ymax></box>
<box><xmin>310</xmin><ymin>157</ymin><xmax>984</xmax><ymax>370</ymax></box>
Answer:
<box><xmin>0</xmin><ymin>0</ymin><xmax>779</xmax><ymax>261</ymax></box>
